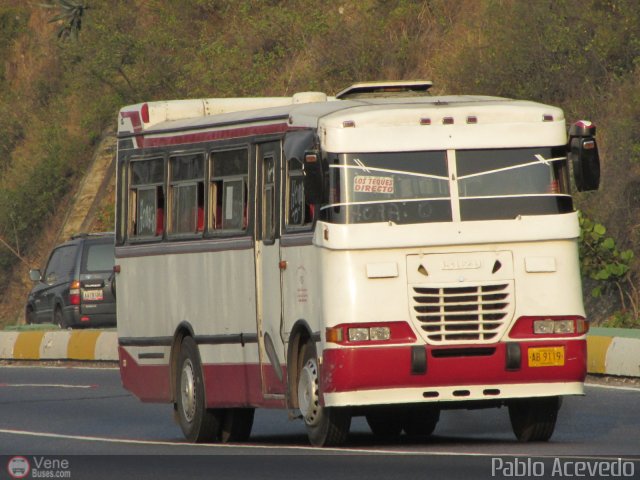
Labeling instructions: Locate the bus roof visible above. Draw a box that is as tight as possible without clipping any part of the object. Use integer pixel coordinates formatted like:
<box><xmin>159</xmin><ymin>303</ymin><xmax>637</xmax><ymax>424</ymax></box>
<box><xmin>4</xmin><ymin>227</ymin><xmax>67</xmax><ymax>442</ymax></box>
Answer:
<box><xmin>117</xmin><ymin>82</ymin><xmax>566</xmax><ymax>150</ymax></box>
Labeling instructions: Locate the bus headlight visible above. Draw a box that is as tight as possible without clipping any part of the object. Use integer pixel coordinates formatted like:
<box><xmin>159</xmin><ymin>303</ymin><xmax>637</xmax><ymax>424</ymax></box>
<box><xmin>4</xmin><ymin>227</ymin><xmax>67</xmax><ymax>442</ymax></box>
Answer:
<box><xmin>326</xmin><ymin>322</ymin><xmax>416</xmax><ymax>345</ymax></box>
<box><xmin>533</xmin><ymin>319</ymin><xmax>575</xmax><ymax>335</ymax></box>
<box><xmin>347</xmin><ymin>327</ymin><xmax>391</xmax><ymax>342</ymax></box>
<box><xmin>552</xmin><ymin>320</ymin><xmax>576</xmax><ymax>334</ymax></box>
<box><xmin>510</xmin><ymin>316</ymin><xmax>588</xmax><ymax>338</ymax></box>
<box><xmin>533</xmin><ymin>320</ymin><xmax>555</xmax><ymax>334</ymax></box>
<box><xmin>348</xmin><ymin>328</ymin><xmax>370</xmax><ymax>342</ymax></box>
<box><xmin>369</xmin><ymin>327</ymin><xmax>391</xmax><ymax>341</ymax></box>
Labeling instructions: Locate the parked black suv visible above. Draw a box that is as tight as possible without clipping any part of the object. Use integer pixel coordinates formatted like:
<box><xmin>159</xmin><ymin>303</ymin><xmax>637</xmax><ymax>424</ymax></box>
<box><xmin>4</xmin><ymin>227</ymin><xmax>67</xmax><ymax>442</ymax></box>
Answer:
<box><xmin>26</xmin><ymin>233</ymin><xmax>116</xmax><ymax>328</ymax></box>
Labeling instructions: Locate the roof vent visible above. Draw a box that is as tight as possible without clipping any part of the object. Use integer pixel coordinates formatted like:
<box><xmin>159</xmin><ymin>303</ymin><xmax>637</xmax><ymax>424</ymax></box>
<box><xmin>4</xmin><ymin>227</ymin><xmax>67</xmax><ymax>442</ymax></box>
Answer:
<box><xmin>292</xmin><ymin>92</ymin><xmax>328</xmax><ymax>104</ymax></box>
<box><xmin>335</xmin><ymin>80</ymin><xmax>433</xmax><ymax>100</ymax></box>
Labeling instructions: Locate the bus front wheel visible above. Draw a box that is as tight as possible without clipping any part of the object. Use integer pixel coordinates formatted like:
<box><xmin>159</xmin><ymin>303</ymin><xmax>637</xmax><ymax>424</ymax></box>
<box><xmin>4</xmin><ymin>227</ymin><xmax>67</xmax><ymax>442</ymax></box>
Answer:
<box><xmin>508</xmin><ymin>396</ymin><xmax>561</xmax><ymax>442</ymax></box>
<box><xmin>176</xmin><ymin>336</ymin><xmax>224</xmax><ymax>443</ymax></box>
<box><xmin>297</xmin><ymin>341</ymin><xmax>351</xmax><ymax>447</ymax></box>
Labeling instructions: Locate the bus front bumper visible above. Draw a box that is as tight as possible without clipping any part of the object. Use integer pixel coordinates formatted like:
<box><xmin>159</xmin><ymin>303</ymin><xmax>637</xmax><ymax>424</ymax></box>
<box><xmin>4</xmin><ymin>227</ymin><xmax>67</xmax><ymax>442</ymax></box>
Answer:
<box><xmin>321</xmin><ymin>339</ymin><xmax>586</xmax><ymax>407</ymax></box>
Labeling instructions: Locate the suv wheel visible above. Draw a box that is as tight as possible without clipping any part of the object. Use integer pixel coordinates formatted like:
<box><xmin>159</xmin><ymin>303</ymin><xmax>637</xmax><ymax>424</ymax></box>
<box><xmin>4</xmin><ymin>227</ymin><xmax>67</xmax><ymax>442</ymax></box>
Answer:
<box><xmin>26</xmin><ymin>306</ymin><xmax>36</xmax><ymax>325</ymax></box>
<box><xmin>54</xmin><ymin>307</ymin><xmax>66</xmax><ymax>329</ymax></box>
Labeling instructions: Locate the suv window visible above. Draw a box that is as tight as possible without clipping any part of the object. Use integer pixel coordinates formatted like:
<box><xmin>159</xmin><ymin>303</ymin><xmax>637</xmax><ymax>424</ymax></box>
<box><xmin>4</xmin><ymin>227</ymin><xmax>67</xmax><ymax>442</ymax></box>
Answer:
<box><xmin>44</xmin><ymin>245</ymin><xmax>78</xmax><ymax>284</ymax></box>
<box><xmin>82</xmin><ymin>242</ymin><xmax>115</xmax><ymax>272</ymax></box>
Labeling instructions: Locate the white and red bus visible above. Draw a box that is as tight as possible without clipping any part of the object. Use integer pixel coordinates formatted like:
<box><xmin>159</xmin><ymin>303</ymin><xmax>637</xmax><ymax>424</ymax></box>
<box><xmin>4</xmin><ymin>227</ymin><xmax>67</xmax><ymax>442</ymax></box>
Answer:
<box><xmin>114</xmin><ymin>81</ymin><xmax>600</xmax><ymax>446</ymax></box>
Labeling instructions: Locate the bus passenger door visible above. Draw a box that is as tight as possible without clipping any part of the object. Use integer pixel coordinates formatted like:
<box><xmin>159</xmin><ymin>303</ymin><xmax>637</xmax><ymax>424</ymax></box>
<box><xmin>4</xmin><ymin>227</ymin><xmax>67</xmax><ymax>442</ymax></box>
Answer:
<box><xmin>255</xmin><ymin>141</ymin><xmax>286</xmax><ymax>397</ymax></box>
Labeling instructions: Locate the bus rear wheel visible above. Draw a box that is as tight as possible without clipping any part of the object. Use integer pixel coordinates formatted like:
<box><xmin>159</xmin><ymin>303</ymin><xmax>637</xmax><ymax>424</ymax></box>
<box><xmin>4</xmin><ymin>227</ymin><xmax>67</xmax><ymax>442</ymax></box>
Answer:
<box><xmin>402</xmin><ymin>406</ymin><xmax>440</xmax><ymax>437</ymax></box>
<box><xmin>297</xmin><ymin>341</ymin><xmax>351</xmax><ymax>447</ymax></box>
<box><xmin>220</xmin><ymin>408</ymin><xmax>255</xmax><ymax>442</ymax></box>
<box><xmin>365</xmin><ymin>409</ymin><xmax>403</xmax><ymax>438</ymax></box>
<box><xmin>176</xmin><ymin>336</ymin><xmax>224</xmax><ymax>443</ymax></box>
<box><xmin>508</xmin><ymin>396</ymin><xmax>561</xmax><ymax>442</ymax></box>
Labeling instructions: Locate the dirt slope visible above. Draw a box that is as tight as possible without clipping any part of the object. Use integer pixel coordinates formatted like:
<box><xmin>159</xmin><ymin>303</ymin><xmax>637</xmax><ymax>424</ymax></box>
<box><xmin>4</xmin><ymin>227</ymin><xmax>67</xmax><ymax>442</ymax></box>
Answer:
<box><xmin>0</xmin><ymin>129</ymin><xmax>116</xmax><ymax>328</ymax></box>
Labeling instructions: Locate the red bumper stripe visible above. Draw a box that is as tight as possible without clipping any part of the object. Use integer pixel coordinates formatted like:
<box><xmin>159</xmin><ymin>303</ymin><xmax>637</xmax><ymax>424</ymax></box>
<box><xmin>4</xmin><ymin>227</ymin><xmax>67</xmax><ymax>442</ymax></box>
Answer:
<box><xmin>321</xmin><ymin>340</ymin><xmax>586</xmax><ymax>393</ymax></box>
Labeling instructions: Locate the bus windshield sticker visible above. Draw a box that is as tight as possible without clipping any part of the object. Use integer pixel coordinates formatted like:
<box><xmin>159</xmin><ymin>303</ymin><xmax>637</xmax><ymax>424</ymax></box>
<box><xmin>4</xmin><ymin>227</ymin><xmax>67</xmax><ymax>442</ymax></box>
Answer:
<box><xmin>354</xmin><ymin>175</ymin><xmax>394</xmax><ymax>194</ymax></box>
<box><xmin>353</xmin><ymin>158</ymin><xmax>371</xmax><ymax>173</ymax></box>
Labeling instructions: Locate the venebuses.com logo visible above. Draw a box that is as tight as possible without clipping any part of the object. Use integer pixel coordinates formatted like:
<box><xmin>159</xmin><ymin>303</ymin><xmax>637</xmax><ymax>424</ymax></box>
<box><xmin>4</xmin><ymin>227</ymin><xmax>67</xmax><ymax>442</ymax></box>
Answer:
<box><xmin>7</xmin><ymin>457</ymin><xmax>30</xmax><ymax>479</ymax></box>
<box><xmin>7</xmin><ymin>456</ymin><xmax>71</xmax><ymax>479</ymax></box>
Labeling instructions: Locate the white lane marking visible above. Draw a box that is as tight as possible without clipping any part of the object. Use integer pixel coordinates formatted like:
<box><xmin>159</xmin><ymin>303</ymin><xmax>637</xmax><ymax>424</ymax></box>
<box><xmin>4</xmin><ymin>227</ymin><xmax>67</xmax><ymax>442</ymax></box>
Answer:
<box><xmin>0</xmin><ymin>428</ymin><xmax>638</xmax><ymax>461</ymax></box>
<box><xmin>0</xmin><ymin>383</ymin><xmax>97</xmax><ymax>389</ymax></box>
<box><xmin>0</xmin><ymin>428</ymin><xmax>425</xmax><ymax>455</ymax></box>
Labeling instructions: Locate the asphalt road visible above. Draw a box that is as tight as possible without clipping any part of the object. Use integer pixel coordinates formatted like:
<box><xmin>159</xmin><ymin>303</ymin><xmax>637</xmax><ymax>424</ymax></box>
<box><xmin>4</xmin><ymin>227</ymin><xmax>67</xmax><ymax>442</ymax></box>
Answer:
<box><xmin>0</xmin><ymin>365</ymin><xmax>638</xmax><ymax>479</ymax></box>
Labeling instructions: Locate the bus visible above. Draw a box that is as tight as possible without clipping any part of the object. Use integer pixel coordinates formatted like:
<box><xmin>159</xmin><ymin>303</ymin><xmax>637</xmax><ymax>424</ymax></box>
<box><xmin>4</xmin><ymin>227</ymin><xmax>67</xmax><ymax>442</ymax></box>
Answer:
<box><xmin>114</xmin><ymin>81</ymin><xmax>600</xmax><ymax>446</ymax></box>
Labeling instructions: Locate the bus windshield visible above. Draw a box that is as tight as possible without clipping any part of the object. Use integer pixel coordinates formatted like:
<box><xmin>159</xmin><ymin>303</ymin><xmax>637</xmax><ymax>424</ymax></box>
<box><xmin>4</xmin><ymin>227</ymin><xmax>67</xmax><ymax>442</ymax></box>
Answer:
<box><xmin>320</xmin><ymin>147</ymin><xmax>572</xmax><ymax>224</ymax></box>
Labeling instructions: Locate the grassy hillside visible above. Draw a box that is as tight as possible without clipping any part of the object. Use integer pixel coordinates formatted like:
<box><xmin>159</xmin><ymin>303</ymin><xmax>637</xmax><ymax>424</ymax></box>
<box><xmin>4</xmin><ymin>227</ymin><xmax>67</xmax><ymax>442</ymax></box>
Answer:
<box><xmin>1</xmin><ymin>0</ymin><xmax>639</xmax><ymax>327</ymax></box>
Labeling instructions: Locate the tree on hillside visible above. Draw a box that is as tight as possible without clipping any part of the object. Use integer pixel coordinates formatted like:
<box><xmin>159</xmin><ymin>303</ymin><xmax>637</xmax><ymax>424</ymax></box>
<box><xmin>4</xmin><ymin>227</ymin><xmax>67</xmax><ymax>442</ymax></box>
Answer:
<box><xmin>40</xmin><ymin>0</ymin><xmax>89</xmax><ymax>40</ymax></box>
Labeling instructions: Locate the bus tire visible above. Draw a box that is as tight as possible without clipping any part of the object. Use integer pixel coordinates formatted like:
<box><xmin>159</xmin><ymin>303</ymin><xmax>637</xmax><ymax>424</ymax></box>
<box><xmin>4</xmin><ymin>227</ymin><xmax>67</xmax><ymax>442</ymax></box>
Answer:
<box><xmin>365</xmin><ymin>409</ymin><xmax>403</xmax><ymax>437</ymax></box>
<box><xmin>508</xmin><ymin>396</ymin><xmax>561</xmax><ymax>442</ymax></box>
<box><xmin>297</xmin><ymin>341</ymin><xmax>351</xmax><ymax>447</ymax></box>
<box><xmin>402</xmin><ymin>406</ymin><xmax>440</xmax><ymax>437</ymax></box>
<box><xmin>176</xmin><ymin>336</ymin><xmax>224</xmax><ymax>443</ymax></box>
<box><xmin>220</xmin><ymin>408</ymin><xmax>255</xmax><ymax>443</ymax></box>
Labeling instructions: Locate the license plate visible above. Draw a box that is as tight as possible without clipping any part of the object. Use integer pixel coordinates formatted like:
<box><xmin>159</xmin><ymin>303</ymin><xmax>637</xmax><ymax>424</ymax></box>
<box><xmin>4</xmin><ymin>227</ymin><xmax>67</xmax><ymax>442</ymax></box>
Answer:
<box><xmin>528</xmin><ymin>346</ymin><xmax>565</xmax><ymax>367</ymax></box>
<box><xmin>82</xmin><ymin>289</ymin><xmax>104</xmax><ymax>301</ymax></box>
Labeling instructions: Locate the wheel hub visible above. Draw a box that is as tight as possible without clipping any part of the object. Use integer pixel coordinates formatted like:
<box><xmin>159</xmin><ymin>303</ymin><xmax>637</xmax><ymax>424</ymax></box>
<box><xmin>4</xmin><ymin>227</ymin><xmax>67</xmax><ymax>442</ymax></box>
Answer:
<box><xmin>298</xmin><ymin>358</ymin><xmax>321</xmax><ymax>426</ymax></box>
<box><xmin>180</xmin><ymin>359</ymin><xmax>196</xmax><ymax>423</ymax></box>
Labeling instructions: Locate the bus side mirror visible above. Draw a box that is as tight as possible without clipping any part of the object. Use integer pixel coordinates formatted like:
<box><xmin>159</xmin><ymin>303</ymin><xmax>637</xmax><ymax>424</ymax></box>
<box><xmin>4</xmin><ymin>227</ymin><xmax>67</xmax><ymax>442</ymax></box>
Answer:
<box><xmin>569</xmin><ymin>121</ymin><xmax>600</xmax><ymax>192</ymax></box>
<box><xmin>303</xmin><ymin>151</ymin><xmax>323</xmax><ymax>204</ymax></box>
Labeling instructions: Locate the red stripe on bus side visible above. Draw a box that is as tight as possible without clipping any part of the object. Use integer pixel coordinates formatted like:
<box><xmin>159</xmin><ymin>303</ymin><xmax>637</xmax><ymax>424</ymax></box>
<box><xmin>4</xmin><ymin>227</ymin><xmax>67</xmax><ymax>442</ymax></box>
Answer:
<box><xmin>118</xmin><ymin>347</ymin><xmax>287</xmax><ymax>408</ymax></box>
<box><xmin>119</xmin><ymin>347</ymin><xmax>171</xmax><ymax>403</ymax></box>
<box><xmin>138</xmin><ymin>123</ymin><xmax>290</xmax><ymax>148</ymax></box>
<box><xmin>120</xmin><ymin>110</ymin><xmax>143</xmax><ymax>133</ymax></box>
<box><xmin>120</xmin><ymin>110</ymin><xmax>144</xmax><ymax>148</ymax></box>
<box><xmin>202</xmin><ymin>364</ymin><xmax>287</xmax><ymax>409</ymax></box>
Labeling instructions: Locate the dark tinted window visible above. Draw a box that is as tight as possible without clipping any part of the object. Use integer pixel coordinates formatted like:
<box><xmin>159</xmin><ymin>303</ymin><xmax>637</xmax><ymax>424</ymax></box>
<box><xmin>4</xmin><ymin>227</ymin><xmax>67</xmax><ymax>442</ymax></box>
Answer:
<box><xmin>131</xmin><ymin>158</ymin><xmax>164</xmax><ymax>185</ymax></box>
<box><xmin>171</xmin><ymin>153</ymin><xmax>204</xmax><ymax>181</ymax></box>
<box><xmin>321</xmin><ymin>151</ymin><xmax>451</xmax><ymax>224</ymax></box>
<box><xmin>456</xmin><ymin>147</ymin><xmax>572</xmax><ymax>220</ymax></box>
<box><xmin>44</xmin><ymin>245</ymin><xmax>78</xmax><ymax>283</ymax></box>
<box><xmin>82</xmin><ymin>242</ymin><xmax>115</xmax><ymax>272</ymax></box>
<box><xmin>286</xmin><ymin>158</ymin><xmax>313</xmax><ymax>228</ymax></box>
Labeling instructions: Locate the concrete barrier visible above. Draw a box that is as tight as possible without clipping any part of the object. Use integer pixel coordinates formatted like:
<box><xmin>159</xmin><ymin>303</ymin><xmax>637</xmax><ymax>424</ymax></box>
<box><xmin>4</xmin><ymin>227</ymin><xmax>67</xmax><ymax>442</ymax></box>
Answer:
<box><xmin>0</xmin><ymin>329</ymin><xmax>117</xmax><ymax>361</ymax></box>
<box><xmin>0</xmin><ymin>328</ymin><xmax>638</xmax><ymax>378</ymax></box>
<box><xmin>587</xmin><ymin>328</ymin><xmax>640</xmax><ymax>378</ymax></box>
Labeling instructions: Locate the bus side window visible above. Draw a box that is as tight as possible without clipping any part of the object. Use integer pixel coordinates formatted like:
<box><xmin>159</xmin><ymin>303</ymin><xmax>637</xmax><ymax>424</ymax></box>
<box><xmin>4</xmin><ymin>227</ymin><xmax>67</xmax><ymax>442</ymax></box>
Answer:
<box><xmin>286</xmin><ymin>157</ymin><xmax>313</xmax><ymax>229</ymax></box>
<box><xmin>210</xmin><ymin>148</ymin><xmax>249</xmax><ymax>233</ymax></box>
<box><xmin>129</xmin><ymin>157</ymin><xmax>165</xmax><ymax>239</ymax></box>
<box><xmin>168</xmin><ymin>153</ymin><xmax>205</xmax><ymax>235</ymax></box>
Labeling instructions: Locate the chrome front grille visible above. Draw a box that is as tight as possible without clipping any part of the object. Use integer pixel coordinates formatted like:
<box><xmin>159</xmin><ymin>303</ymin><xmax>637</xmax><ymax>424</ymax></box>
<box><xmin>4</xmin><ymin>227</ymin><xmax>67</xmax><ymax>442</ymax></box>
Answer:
<box><xmin>410</xmin><ymin>282</ymin><xmax>513</xmax><ymax>345</ymax></box>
